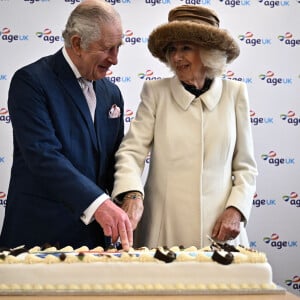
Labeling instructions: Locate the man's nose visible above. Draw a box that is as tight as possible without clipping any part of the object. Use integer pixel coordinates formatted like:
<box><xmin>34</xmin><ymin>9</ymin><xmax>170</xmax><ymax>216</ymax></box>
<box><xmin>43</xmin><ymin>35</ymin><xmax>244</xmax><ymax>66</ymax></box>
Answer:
<box><xmin>107</xmin><ymin>48</ymin><xmax>119</xmax><ymax>65</ymax></box>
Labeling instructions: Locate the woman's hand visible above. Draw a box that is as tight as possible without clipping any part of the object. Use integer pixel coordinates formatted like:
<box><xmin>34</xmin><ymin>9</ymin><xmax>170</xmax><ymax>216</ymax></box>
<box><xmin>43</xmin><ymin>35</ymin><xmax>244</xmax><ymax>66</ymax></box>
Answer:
<box><xmin>211</xmin><ymin>207</ymin><xmax>242</xmax><ymax>242</ymax></box>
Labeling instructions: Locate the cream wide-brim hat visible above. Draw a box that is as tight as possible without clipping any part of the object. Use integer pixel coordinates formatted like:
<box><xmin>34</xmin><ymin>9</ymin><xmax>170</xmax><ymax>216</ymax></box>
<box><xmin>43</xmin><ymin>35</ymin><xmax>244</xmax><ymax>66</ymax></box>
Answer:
<box><xmin>148</xmin><ymin>5</ymin><xmax>240</xmax><ymax>64</ymax></box>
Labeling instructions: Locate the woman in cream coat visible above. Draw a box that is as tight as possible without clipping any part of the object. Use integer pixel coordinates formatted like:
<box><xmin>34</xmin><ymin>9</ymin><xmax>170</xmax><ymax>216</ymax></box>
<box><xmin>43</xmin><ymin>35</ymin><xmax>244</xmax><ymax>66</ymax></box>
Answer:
<box><xmin>112</xmin><ymin>5</ymin><xmax>258</xmax><ymax>249</ymax></box>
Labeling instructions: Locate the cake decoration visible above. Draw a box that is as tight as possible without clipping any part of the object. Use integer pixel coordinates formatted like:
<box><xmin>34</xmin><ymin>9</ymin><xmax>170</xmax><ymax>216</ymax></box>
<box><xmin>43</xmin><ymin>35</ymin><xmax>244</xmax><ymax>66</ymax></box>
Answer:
<box><xmin>0</xmin><ymin>245</ymin><xmax>28</xmax><ymax>258</ymax></box>
<box><xmin>154</xmin><ymin>247</ymin><xmax>176</xmax><ymax>263</ymax></box>
<box><xmin>212</xmin><ymin>250</ymin><xmax>234</xmax><ymax>265</ymax></box>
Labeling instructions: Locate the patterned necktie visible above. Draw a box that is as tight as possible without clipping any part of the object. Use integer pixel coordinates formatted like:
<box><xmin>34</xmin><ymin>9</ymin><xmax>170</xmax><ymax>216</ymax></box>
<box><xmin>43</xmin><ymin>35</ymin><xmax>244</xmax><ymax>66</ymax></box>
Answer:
<box><xmin>80</xmin><ymin>78</ymin><xmax>96</xmax><ymax>122</ymax></box>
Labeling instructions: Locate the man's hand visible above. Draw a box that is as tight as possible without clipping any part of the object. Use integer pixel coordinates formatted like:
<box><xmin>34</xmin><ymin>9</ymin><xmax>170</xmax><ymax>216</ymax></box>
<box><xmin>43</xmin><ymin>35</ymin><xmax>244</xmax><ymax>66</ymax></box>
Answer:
<box><xmin>94</xmin><ymin>199</ymin><xmax>133</xmax><ymax>251</ymax></box>
<box><xmin>121</xmin><ymin>197</ymin><xmax>144</xmax><ymax>230</ymax></box>
<box><xmin>211</xmin><ymin>207</ymin><xmax>242</xmax><ymax>242</ymax></box>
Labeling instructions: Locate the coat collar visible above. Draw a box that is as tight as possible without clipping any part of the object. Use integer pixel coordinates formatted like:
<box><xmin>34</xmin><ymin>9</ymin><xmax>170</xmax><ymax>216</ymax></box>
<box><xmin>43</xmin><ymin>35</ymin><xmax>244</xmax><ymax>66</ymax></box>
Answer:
<box><xmin>170</xmin><ymin>76</ymin><xmax>222</xmax><ymax>111</ymax></box>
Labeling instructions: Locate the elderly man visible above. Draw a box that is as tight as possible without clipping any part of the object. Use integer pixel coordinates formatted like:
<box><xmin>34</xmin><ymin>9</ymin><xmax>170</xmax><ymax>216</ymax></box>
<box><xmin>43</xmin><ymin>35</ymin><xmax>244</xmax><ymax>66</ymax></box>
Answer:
<box><xmin>0</xmin><ymin>0</ymin><xmax>133</xmax><ymax>251</ymax></box>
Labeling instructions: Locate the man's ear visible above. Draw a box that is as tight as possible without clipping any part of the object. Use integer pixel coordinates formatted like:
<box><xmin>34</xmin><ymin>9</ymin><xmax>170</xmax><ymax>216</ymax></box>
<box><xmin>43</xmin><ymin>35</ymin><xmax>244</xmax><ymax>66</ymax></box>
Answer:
<box><xmin>71</xmin><ymin>35</ymin><xmax>82</xmax><ymax>56</ymax></box>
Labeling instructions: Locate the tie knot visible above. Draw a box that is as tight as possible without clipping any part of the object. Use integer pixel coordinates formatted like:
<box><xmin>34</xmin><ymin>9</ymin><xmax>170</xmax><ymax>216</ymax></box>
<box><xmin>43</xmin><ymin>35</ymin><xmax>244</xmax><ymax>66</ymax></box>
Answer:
<box><xmin>79</xmin><ymin>78</ymin><xmax>93</xmax><ymax>89</ymax></box>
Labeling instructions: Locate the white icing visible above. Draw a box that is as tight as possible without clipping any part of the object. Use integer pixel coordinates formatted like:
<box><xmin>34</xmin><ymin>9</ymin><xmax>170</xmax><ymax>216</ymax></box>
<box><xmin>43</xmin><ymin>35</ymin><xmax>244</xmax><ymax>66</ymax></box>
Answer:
<box><xmin>0</xmin><ymin>246</ymin><xmax>276</xmax><ymax>292</ymax></box>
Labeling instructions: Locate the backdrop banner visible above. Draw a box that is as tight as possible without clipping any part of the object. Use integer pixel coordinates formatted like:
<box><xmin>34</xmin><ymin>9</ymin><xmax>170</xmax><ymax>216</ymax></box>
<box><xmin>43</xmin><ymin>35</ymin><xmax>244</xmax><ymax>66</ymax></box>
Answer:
<box><xmin>0</xmin><ymin>0</ymin><xmax>299</xmax><ymax>296</ymax></box>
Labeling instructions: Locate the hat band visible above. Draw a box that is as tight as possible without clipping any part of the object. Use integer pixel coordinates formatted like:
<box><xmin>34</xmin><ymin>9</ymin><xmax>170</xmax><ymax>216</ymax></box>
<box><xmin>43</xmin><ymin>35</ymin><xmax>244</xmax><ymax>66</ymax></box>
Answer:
<box><xmin>170</xmin><ymin>15</ymin><xmax>219</xmax><ymax>28</ymax></box>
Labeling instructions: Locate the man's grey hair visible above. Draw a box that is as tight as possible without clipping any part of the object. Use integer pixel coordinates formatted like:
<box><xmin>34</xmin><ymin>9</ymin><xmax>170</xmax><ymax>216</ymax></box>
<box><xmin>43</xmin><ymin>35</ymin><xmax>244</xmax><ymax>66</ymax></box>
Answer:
<box><xmin>62</xmin><ymin>1</ymin><xmax>121</xmax><ymax>49</ymax></box>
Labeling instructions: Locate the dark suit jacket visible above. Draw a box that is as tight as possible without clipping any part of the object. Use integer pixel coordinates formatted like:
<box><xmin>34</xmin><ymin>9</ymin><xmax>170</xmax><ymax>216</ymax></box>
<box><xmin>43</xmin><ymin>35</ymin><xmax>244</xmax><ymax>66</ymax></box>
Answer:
<box><xmin>0</xmin><ymin>49</ymin><xmax>124</xmax><ymax>249</ymax></box>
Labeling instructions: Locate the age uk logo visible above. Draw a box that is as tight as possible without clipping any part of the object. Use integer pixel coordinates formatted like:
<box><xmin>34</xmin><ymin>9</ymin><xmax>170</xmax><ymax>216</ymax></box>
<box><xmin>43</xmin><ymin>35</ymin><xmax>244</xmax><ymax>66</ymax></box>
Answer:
<box><xmin>259</xmin><ymin>71</ymin><xmax>292</xmax><ymax>86</ymax></box>
<box><xmin>278</xmin><ymin>32</ymin><xmax>300</xmax><ymax>47</ymax></box>
<box><xmin>261</xmin><ymin>151</ymin><xmax>295</xmax><ymax>166</ymax></box>
<box><xmin>280</xmin><ymin>111</ymin><xmax>300</xmax><ymax>126</ymax></box>
<box><xmin>36</xmin><ymin>28</ymin><xmax>63</xmax><ymax>43</ymax></box>
<box><xmin>263</xmin><ymin>233</ymin><xmax>297</xmax><ymax>249</ymax></box>
<box><xmin>0</xmin><ymin>27</ymin><xmax>29</xmax><ymax>43</ymax></box>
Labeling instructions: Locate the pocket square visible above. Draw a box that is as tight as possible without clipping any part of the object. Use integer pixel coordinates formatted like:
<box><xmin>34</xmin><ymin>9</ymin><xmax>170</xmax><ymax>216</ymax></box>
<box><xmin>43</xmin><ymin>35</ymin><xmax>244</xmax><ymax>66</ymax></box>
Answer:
<box><xmin>108</xmin><ymin>104</ymin><xmax>121</xmax><ymax>118</ymax></box>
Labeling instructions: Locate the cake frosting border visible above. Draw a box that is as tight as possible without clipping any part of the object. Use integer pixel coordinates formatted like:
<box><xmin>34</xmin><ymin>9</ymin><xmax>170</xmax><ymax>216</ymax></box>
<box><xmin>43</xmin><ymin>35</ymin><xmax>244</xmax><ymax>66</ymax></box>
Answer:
<box><xmin>0</xmin><ymin>285</ymin><xmax>286</xmax><ymax>296</ymax></box>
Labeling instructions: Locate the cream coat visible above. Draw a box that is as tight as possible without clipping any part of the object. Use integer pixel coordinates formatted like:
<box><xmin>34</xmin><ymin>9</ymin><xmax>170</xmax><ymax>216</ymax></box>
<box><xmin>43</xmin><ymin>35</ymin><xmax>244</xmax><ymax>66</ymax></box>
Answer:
<box><xmin>112</xmin><ymin>76</ymin><xmax>257</xmax><ymax>248</ymax></box>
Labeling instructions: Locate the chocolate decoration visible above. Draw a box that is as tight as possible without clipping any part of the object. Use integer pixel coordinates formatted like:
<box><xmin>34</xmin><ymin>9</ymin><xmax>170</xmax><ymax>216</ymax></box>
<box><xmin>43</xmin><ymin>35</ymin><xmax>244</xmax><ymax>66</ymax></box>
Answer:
<box><xmin>59</xmin><ymin>253</ymin><xmax>67</xmax><ymax>261</ymax></box>
<box><xmin>212</xmin><ymin>250</ymin><xmax>234</xmax><ymax>265</ymax></box>
<box><xmin>218</xmin><ymin>243</ymin><xmax>239</xmax><ymax>253</ymax></box>
<box><xmin>77</xmin><ymin>252</ymin><xmax>85</xmax><ymax>261</ymax></box>
<box><xmin>154</xmin><ymin>248</ymin><xmax>176</xmax><ymax>263</ymax></box>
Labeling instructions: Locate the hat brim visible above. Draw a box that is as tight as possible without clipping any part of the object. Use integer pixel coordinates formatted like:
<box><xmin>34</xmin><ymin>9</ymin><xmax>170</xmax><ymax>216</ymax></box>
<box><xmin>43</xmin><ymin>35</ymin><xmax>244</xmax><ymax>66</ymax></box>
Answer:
<box><xmin>148</xmin><ymin>20</ymin><xmax>240</xmax><ymax>64</ymax></box>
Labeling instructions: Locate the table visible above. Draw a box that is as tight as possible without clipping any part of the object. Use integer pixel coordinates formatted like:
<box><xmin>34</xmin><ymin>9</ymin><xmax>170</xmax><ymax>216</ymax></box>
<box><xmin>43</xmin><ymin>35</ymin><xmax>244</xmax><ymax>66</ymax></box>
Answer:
<box><xmin>0</xmin><ymin>292</ymin><xmax>299</xmax><ymax>300</ymax></box>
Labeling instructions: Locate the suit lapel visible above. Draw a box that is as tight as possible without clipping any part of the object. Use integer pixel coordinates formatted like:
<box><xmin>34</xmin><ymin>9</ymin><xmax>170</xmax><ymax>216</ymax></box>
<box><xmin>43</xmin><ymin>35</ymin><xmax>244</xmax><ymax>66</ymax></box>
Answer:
<box><xmin>52</xmin><ymin>50</ymin><xmax>98</xmax><ymax>150</ymax></box>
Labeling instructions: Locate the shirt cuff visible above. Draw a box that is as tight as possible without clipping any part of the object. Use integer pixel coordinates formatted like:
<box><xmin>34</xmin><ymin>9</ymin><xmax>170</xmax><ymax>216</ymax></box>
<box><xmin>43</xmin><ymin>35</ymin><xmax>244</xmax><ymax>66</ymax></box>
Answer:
<box><xmin>81</xmin><ymin>193</ymin><xmax>109</xmax><ymax>225</ymax></box>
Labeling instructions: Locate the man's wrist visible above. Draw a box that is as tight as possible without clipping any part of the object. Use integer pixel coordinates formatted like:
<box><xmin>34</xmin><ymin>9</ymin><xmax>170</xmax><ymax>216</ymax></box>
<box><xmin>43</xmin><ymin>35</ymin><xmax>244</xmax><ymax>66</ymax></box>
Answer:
<box><xmin>81</xmin><ymin>194</ymin><xmax>109</xmax><ymax>225</ymax></box>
